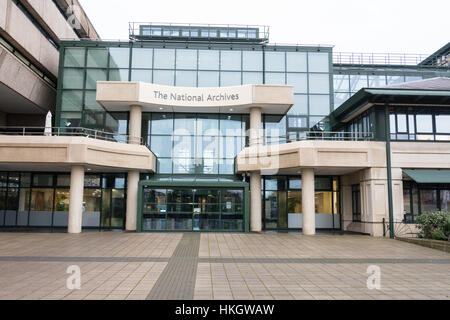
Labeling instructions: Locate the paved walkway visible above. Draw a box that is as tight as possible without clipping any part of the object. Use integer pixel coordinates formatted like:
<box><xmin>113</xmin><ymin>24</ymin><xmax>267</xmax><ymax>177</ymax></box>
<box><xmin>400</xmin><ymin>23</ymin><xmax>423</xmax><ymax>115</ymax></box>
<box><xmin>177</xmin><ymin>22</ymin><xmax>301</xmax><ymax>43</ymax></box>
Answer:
<box><xmin>0</xmin><ymin>232</ymin><xmax>448</xmax><ymax>300</ymax></box>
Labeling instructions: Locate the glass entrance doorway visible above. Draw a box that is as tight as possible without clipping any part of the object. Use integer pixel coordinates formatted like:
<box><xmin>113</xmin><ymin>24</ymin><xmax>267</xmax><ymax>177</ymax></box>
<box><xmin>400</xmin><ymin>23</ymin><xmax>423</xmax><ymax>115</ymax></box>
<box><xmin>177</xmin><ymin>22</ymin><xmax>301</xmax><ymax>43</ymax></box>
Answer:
<box><xmin>139</xmin><ymin>182</ymin><xmax>249</xmax><ymax>232</ymax></box>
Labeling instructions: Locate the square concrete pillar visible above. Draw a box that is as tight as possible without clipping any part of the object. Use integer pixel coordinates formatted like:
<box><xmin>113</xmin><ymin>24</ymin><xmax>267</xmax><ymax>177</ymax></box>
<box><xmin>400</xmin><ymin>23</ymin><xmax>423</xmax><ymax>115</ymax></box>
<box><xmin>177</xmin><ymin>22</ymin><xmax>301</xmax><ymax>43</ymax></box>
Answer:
<box><xmin>68</xmin><ymin>165</ymin><xmax>85</xmax><ymax>234</ymax></box>
<box><xmin>302</xmin><ymin>168</ymin><xmax>315</xmax><ymax>235</ymax></box>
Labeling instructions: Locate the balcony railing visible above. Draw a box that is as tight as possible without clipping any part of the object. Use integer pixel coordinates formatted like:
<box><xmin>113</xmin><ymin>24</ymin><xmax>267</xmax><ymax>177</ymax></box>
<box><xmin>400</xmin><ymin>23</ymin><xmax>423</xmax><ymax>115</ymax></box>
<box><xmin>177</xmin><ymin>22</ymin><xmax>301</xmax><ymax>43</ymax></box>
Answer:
<box><xmin>333</xmin><ymin>52</ymin><xmax>430</xmax><ymax>66</ymax></box>
<box><xmin>0</xmin><ymin>127</ymin><xmax>145</xmax><ymax>145</ymax></box>
<box><xmin>261</xmin><ymin>131</ymin><xmax>375</xmax><ymax>145</ymax></box>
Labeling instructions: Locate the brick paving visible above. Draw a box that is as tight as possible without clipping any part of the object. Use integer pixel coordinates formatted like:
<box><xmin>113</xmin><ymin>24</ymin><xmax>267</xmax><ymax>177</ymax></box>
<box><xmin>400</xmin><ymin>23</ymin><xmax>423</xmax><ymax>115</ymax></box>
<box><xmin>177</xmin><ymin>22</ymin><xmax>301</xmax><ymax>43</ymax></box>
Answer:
<box><xmin>0</xmin><ymin>232</ymin><xmax>448</xmax><ymax>300</ymax></box>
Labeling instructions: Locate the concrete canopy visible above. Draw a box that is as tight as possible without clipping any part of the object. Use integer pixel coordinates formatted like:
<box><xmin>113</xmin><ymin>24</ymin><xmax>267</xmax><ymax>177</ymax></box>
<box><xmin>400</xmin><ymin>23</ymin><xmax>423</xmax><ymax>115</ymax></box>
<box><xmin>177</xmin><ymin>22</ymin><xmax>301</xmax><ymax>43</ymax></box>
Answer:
<box><xmin>96</xmin><ymin>82</ymin><xmax>294</xmax><ymax>114</ymax></box>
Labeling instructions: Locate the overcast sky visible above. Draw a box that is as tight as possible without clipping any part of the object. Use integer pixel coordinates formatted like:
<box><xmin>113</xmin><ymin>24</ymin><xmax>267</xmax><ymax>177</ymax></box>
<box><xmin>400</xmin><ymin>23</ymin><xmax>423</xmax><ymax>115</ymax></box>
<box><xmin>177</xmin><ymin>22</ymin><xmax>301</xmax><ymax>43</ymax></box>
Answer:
<box><xmin>78</xmin><ymin>0</ymin><xmax>449</xmax><ymax>55</ymax></box>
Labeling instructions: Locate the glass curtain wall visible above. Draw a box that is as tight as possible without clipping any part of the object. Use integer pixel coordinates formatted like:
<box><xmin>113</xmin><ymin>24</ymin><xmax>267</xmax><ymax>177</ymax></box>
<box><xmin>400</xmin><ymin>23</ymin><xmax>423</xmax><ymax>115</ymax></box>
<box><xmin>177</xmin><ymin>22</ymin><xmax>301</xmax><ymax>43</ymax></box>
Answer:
<box><xmin>262</xmin><ymin>176</ymin><xmax>340</xmax><ymax>230</ymax></box>
<box><xmin>143</xmin><ymin>113</ymin><xmax>249</xmax><ymax>175</ymax></box>
<box><xmin>0</xmin><ymin>172</ymin><xmax>126</xmax><ymax>229</ymax></box>
<box><xmin>142</xmin><ymin>187</ymin><xmax>244</xmax><ymax>231</ymax></box>
<box><xmin>59</xmin><ymin>43</ymin><xmax>332</xmax><ymax>139</ymax></box>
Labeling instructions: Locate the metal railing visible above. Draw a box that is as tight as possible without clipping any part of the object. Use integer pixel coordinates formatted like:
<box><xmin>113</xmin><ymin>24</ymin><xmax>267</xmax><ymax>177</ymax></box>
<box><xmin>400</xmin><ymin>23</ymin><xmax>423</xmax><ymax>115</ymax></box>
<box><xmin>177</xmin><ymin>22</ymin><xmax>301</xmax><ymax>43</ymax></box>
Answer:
<box><xmin>0</xmin><ymin>127</ymin><xmax>144</xmax><ymax>145</ymax></box>
<box><xmin>261</xmin><ymin>131</ymin><xmax>375</xmax><ymax>145</ymax></box>
<box><xmin>333</xmin><ymin>52</ymin><xmax>430</xmax><ymax>66</ymax></box>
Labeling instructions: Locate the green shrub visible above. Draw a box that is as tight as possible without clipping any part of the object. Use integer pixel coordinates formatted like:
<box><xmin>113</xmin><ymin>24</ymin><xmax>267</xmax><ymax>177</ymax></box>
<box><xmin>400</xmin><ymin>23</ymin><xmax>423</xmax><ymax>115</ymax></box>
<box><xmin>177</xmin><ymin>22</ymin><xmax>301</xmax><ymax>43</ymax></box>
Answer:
<box><xmin>415</xmin><ymin>211</ymin><xmax>450</xmax><ymax>240</ymax></box>
<box><xmin>431</xmin><ymin>229</ymin><xmax>447</xmax><ymax>241</ymax></box>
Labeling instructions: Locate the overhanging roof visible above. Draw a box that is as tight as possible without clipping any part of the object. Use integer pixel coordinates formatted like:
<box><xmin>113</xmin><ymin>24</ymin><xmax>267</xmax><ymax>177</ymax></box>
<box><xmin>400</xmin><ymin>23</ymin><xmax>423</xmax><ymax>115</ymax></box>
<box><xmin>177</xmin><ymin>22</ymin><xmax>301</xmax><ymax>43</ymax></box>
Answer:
<box><xmin>330</xmin><ymin>77</ymin><xmax>450</xmax><ymax>125</ymax></box>
<box><xmin>403</xmin><ymin>170</ymin><xmax>450</xmax><ymax>184</ymax></box>
<box><xmin>96</xmin><ymin>82</ymin><xmax>294</xmax><ymax>114</ymax></box>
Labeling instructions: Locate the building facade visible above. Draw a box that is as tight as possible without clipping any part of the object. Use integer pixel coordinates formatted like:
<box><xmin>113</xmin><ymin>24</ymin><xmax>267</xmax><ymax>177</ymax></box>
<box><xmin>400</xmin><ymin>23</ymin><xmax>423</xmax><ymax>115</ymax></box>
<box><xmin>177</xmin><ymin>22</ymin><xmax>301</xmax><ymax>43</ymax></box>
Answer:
<box><xmin>0</xmin><ymin>22</ymin><xmax>449</xmax><ymax>236</ymax></box>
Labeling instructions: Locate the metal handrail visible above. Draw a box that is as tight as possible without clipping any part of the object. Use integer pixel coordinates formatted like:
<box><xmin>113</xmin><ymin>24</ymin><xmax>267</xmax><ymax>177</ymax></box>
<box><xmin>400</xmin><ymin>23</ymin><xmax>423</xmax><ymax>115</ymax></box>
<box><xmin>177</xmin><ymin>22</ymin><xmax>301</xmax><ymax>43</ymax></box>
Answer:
<box><xmin>0</xmin><ymin>126</ymin><xmax>145</xmax><ymax>145</ymax></box>
<box><xmin>258</xmin><ymin>131</ymin><xmax>375</xmax><ymax>145</ymax></box>
<box><xmin>333</xmin><ymin>52</ymin><xmax>431</xmax><ymax>66</ymax></box>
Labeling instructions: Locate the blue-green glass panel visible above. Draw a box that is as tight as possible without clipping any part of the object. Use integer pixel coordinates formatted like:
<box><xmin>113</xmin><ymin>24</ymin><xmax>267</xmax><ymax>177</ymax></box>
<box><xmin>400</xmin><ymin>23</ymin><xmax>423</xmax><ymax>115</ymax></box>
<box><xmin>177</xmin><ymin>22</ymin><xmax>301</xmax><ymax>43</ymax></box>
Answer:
<box><xmin>333</xmin><ymin>74</ymin><xmax>350</xmax><ymax>92</ymax></box>
<box><xmin>265</xmin><ymin>51</ymin><xmax>285</xmax><ymax>72</ymax></box>
<box><xmin>309</xmin><ymin>74</ymin><xmax>330</xmax><ymax>94</ymax></box>
<box><xmin>132</xmin><ymin>48</ymin><xmax>153</xmax><ymax>68</ymax></box>
<box><xmin>151</xmin><ymin>113</ymin><xmax>173</xmax><ymax>135</ymax></box>
<box><xmin>84</xmin><ymin>91</ymin><xmax>103</xmax><ymax>111</ymax></box>
<box><xmin>151</xmin><ymin>135</ymin><xmax>173</xmax><ymax>158</ymax></box>
<box><xmin>109</xmin><ymin>47</ymin><xmax>130</xmax><ymax>68</ymax></box>
<box><xmin>174</xmin><ymin>114</ymin><xmax>196</xmax><ymax>135</ymax></box>
<box><xmin>265</xmin><ymin>72</ymin><xmax>285</xmax><ymax>85</ymax></box>
<box><xmin>64</xmin><ymin>48</ymin><xmax>85</xmax><ymax>68</ymax></box>
<box><xmin>153</xmin><ymin>70</ymin><xmax>175</xmax><ymax>85</ymax></box>
<box><xmin>286</xmin><ymin>52</ymin><xmax>307</xmax><ymax>72</ymax></box>
<box><xmin>308</xmin><ymin>52</ymin><xmax>329</xmax><ymax>73</ymax></box>
<box><xmin>87</xmin><ymin>48</ymin><xmax>108</xmax><ymax>68</ymax></box>
<box><xmin>309</xmin><ymin>95</ymin><xmax>330</xmax><ymax>116</ymax></box>
<box><xmin>176</xmin><ymin>49</ymin><xmax>197</xmax><ymax>70</ymax></box>
<box><xmin>220</xmin><ymin>72</ymin><xmax>241</xmax><ymax>86</ymax></box>
<box><xmin>131</xmin><ymin>69</ymin><xmax>152</xmax><ymax>82</ymax></box>
<box><xmin>243</xmin><ymin>72</ymin><xmax>263</xmax><ymax>85</ymax></box>
<box><xmin>221</xmin><ymin>51</ymin><xmax>241</xmax><ymax>71</ymax></box>
<box><xmin>63</xmin><ymin>68</ymin><xmax>84</xmax><ymax>89</ymax></box>
<box><xmin>175</xmin><ymin>70</ymin><xmax>197</xmax><ymax>87</ymax></box>
<box><xmin>289</xmin><ymin>95</ymin><xmax>308</xmax><ymax>115</ymax></box>
<box><xmin>85</xmin><ymin>69</ymin><xmax>107</xmax><ymax>89</ymax></box>
<box><xmin>154</xmin><ymin>48</ymin><xmax>175</xmax><ymax>69</ymax></box>
<box><xmin>198</xmin><ymin>71</ymin><xmax>219</xmax><ymax>87</ymax></box>
<box><xmin>109</xmin><ymin>69</ymin><xmax>129</xmax><ymax>82</ymax></box>
<box><xmin>61</xmin><ymin>90</ymin><xmax>83</xmax><ymax>112</ymax></box>
<box><xmin>287</xmin><ymin>73</ymin><xmax>307</xmax><ymax>93</ymax></box>
<box><xmin>242</xmin><ymin>51</ymin><xmax>262</xmax><ymax>71</ymax></box>
<box><xmin>198</xmin><ymin>50</ymin><xmax>219</xmax><ymax>70</ymax></box>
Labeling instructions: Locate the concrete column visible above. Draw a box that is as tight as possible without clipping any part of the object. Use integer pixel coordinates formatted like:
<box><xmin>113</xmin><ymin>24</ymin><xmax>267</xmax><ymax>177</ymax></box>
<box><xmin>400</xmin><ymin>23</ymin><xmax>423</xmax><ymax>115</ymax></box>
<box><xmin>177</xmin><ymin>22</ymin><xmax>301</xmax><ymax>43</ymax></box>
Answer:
<box><xmin>249</xmin><ymin>107</ymin><xmax>262</xmax><ymax>146</ymax></box>
<box><xmin>68</xmin><ymin>165</ymin><xmax>85</xmax><ymax>234</ymax></box>
<box><xmin>250</xmin><ymin>171</ymin><xmax>262</xmax><ymax>232</ymax></box>
<box><xmin>126</xmin><ymin>170</ymin><xmax>140</xmax><ymax>231</ymax></box>
<box><xmin>129</xmin><ymin>105</ymin><xmax>142</xmax><ymax>144</ymax></box>
<box><xmin>302</xmin><ymin>168</ymin><xmax>315</xmax><ymax>235</ymax></box>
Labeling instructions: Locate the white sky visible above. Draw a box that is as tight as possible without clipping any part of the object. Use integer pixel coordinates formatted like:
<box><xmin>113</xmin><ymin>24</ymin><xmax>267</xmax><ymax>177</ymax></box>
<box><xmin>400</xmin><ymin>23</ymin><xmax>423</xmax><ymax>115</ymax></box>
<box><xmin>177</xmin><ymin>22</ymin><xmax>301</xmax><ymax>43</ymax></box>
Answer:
<box><xmin>78</xmin><ymin>0</ymin><xmax>449</xmax><ymax>55</ymax></box>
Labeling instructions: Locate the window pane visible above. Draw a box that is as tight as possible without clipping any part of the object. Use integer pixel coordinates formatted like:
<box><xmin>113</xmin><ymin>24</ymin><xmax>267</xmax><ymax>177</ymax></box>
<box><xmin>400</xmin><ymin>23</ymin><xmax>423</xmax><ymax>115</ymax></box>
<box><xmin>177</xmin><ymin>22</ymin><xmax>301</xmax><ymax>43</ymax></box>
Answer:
<box><xmin>386</xmin><ymin>75</ymin><xmax>405</xmax><ymax>85</ymax></box>
<box><xmin>308</xmin><ymin>52</ymin><xmax>329</xmax><ymax>72</ymax></box>
<box><xmin>174</xmin><ymin>114</ymin><xmax>196</xmax><ymax>135</ymax></box>
<box><xmin>409</xmin><ymin>115</ymin><xmax>416</xmax><ymax>134</ymax></box>
<box><xmin>131</xmin><ymin>69</ymin><xmax>152</xmax><ymax>82</ymax></box>
<box><xmin>85</xmin><ymin>69</ymin><xmax>107</xmax><ymax>89</ymax></box>
<box><xmin>63</xmin><ymin>69</ymin><xmax>84</xmax><ymax>89</ymax></box>
<box><xmin>198</xmin><ymin>50</ymin><xmax>219</xmax><ymax>70</ymax></box>
<box><xmin>153</xmin><ymin>70</ymin><xmax>174</xmax><ymax>85</ymax></box>
<box><xmin>286</xmin><ymin>52</ymin><xmax>307</xmax><ymax>72</ymax></box>
<box><xmin>197</xmin><ymin>115</ymin><xmax>219</xmax><ymax>135</ymax></box>
<box><xmin>420</xmin><ymin>189</ymin><xmax>438</xmax><ymax>213</ymax></box>
<box><xmin>265</xmin><ymin>51</ymin><xmax>285</xmax><ymax>72</ymax></box>
<box><xmin>87</xmin><ymin>48</ymin><xmax>108</xmax><ymax>68</ymax></box>
<box><xmin>289</xmin><ymin>95</ymin><xmax>308</xmax><ymax>115</ymax></box>
<box><xmin>173</xmin><ymin>158</ymin><xmax>195</xmax><ymax>174</ymax></box>
<box><xmin>334</xmin><ymin>92</ymin><xmax>350</xmax><ymax>109</ymax></box>
<box><xmin>309</xmin><ymin>95</ymin><xmax>330</xmax><ymax>115</ymax></box>
<box><xmin>157</xmin><ymin>158</ymin><xmax>172</xmax><ymax>174</ymax></box>
<box><xmin>61</xmin><ymin>90</ymin><xmax>83</xmax><ymax>112</ymax></box>
<box><xmin>154</xmin><ymin>48</ymin><xmax>175</xmax><ymax>69</ymax></box>
<box><xmin>109</xmin><ymin>69</ymin><xmax>129</xmax><ymax>82</ymax></box>
<box><xmin>64</xmin><ymin>48</ymin><xmax>85</xmax><ymax>67</ymax></box>
<box><xmin>334</xmin><ymin>74</ymin><xmax>350</xmax><ymax>92</ymax></box>
<box><xmin>397</xmin><ymin>114</ymin><xmax>407</xmax><ymax>132</ymax></box>
<box><xmin>221</xmin><ymin>51</ymin><xmax>241</xmax><ymax>71</ymax></box>
<box><xmin>287</xmin><ymin>73</ymin><xmax>307</xmax><ymax>93</ymax></box>
<box><xmin>175</xmin><ymin>70</ymin><xmax>197</xmax><ymax>87</ymax></box>
<box><xmin>265</xmin><ymin>73</ymin><xmax>285</xmax><ymax>85</ymax></box>
<box><xmin>220</xmin><ymin>115</ymin><xmax>242</xmax><ymax>136</ymax></box>
<box><xmin>309</xmin><ymin>74</ymin><xmax>330</xmax><ymax>94</ymax></box>
<box><xmin>109</xmin><ymin>47</ymin><xmax>130</xmax><ymax>68</ymax></box>
<box><xmin>441</xmin><ymin>190</ymin><xmax>450</xmax><ymax>211</ymax></box>
<box><xmin>436</xmin><ymin>115</ymin><xmax>450</xmax><ymax>133</ymax></box>
<box><xmin>151</xmin><ymin>113</ymin><xmax>173</xmax><ymax>135</ymax></box>
<box><xmin>151</xmin><ymin>135</ymin><xmax>173</xmax><ymax>157</ymax></box>
<box><xmin>242</xmin><ymin>51</ymin><xmax>262</xmax><ymax>71</ymax></box>
<box><xmin>132</xmin><ymin>48</ymin><xmax>153</xmax><ymax>68</ymax></box>
<box><xmin>33</xmin><ymin>174</ymin><xmax>53</xmax><ymax>187</ymax></box>
<box><xmin>220</xmin><ymin>72</ymin><xmax>241</xmax><ymax>86</ymax></box>
<box><xmin>242</xmin><ymin>72</ymin><xmax>263</xmax><ymax>85</ymax></box>
<box><xmin>29</xmin><ymin>188</ymin><xmax>54</xmax><ymax>226</ymax></box>
<box><xmin>350</xmin><ymin>75</ymin><xmax>368</xmax><ymax>92</ymax></box>
<box><xmin>368</xmin><ymin>75</ymin><xmax>386</xmax><ymax>87</ymax></box>
<box><xmin>198</xmin><ymin>71</ymin><xmax>219</xmax><ymax>87</ymax></box>
<box><xmin>416</xmin><ymin>114</ymin><xmax>433</xmax><ymax>133</ymax></box>
<box><xmin>176</xmin><ymin>49</ymin><xmax>197</xmax><ymax>70</ymax></box>
<box><xmin>220</xmin><ymin>136</ymin><xmax>242</xmax><ymax>158</ymax></box>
